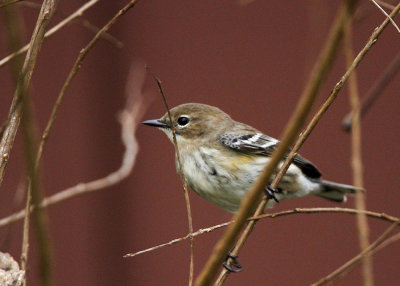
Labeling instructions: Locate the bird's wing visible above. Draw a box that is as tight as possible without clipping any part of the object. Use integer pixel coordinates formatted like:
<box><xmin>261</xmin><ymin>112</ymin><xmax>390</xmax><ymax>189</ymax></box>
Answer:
<box><xmin>220</xmin><ymin>133</ymin><xmax>322</xmax><ymax>178</ymax></box>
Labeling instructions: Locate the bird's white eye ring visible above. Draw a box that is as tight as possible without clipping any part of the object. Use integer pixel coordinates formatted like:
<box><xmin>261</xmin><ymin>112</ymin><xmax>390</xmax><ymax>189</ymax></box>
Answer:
<box><xmin>177</xmin><ymin>116</ymin><xmax>190</xmax><ymax>127</ymax></box>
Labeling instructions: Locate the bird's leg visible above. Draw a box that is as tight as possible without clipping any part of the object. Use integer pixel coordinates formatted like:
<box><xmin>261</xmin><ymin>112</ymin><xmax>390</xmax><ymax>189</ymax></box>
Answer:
<box><xmin>222</xmin><ymin>252</ymin><xmax>242</xmax><ymax>273</ymax></box>
<box><xmin>264</xmin><ymin>186</ymin><xmax>282</xmax><ymax>203</ymax></box>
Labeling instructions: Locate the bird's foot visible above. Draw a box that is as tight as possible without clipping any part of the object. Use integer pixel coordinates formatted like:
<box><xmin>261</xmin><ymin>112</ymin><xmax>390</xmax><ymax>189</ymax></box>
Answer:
<box><xmin>223</xmin><ymin>253</ymin><xmax>242</xmax><ymax>273</ymax></box>
<box><xmin>265</xmin><ymin>186</ymin><xmax>282</xmax><ymax>203</ymax></box>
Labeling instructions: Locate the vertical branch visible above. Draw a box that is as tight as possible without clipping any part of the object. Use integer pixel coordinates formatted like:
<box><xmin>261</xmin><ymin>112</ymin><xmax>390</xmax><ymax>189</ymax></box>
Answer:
<box><xmin>0</xmin><ymin>0</ymin><xmax>57</xmax><ymax>186</ymax></box>
<box><xmin>8</xmin><ymin>1</ymin><xmax>59</xmax><ymax>285</ymax></box>
<box><xmin>343</xmin><ymin>4</ymin><xmax>373</xmax><ymax>286</ymax></box>
<box><xmin>1</xmin><ymin>2</ymin><xmax>29</xmax><ymax>271</ymax></box>
<box><xmin>149</xmin><ymin>72</ymin><xmax>195</xmax><ymax>286</ymax></box>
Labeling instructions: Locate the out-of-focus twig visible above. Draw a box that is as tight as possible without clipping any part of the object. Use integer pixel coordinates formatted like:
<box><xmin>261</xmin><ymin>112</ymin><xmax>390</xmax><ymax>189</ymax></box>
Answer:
<box><xmin>19</xmin><ymin>1</ymin><xmax>123</xmax><ymax>48</ymax></box>
<box><xmin>1</xmin><ymin>3</ymin><xmax>25</xmax><ymax>82</ymax></box>
<box><xmin>342</xmin><ymin>50</ymin><xmax>400</xmax><ymax>131</ymax></box>
<box><xmin>124</xmin><ymin>207</ymin><xmax>399</xmax><ymax>258</ymax></box>
<box><xmin>0</xmin><ymin>0</ymin><xmax>100</xmax><ymax>68</ymax></box>
<box><xmin>215</xmin><ymin>2</ymin><xmax>357</xmax><ymax>284</ymax></box>
<box><xmin>375</xmin><ymin>0</ymin><xmax>396</xmax><ymax>10</ymax></box>
<box><xmin>6</xmin><ymin>1</ymin><xmax>59</xmax><ymax>285</ymax></box>
<box><xmin>0</xmin><ymin>0</ymin><xmax>22</xmax><ymax>8</ymax></box>
<box><xmin>148</xmin><ymin>69</ymin><xmax>195</xmax><ymax>286</ymax></box>
<box><xmin>343</xmin><ymin>5</ymin><xmax>373</xmax><ymax>286</ymax></box>
<box><xmin>311</xmin><ymin>219</ymin><xmax>400</xmax><ymax>286</ymax></box>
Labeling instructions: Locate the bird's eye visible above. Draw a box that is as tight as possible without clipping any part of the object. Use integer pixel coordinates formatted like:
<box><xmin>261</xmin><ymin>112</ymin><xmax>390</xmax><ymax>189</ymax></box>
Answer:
<box><xmin>177</xmin><ymin>116</ymin><xmax>190</xmax><ymax>126</ymax></box>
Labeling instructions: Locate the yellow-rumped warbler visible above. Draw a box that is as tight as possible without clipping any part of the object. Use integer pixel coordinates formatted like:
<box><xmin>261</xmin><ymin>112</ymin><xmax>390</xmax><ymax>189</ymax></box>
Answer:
<box><xmin>142</xmin><ymin>103</ymin><xmax>362</xmax><ymax>213</ymax></box>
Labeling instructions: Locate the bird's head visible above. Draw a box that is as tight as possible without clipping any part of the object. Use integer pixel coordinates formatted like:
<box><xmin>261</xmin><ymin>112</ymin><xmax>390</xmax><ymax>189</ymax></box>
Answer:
<box><xmin>142</xmin><ymin>103</ymin><xmax>233</xmax><ymax>142</ymax></box>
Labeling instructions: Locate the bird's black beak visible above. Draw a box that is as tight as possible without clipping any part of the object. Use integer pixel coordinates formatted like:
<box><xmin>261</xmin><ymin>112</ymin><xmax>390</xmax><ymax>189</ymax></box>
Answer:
<box><xmin>141</xmin><ymin>119</ymin><xmax>169</xmax><ymax>128</ymax></box>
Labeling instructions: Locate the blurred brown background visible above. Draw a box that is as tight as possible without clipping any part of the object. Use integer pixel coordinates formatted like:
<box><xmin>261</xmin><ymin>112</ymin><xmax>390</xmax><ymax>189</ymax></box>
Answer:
<box><xmin>1</xmin><ymin>1</ymin><xmax>400</xmax><ymax>285</ymax></box>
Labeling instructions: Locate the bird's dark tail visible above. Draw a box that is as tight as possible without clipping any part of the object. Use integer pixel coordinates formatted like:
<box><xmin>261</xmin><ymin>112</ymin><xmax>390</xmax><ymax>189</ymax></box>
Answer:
<box><xmin>316</xmin><ymin>180</ymin><xmax>365</xmax><ymax>202</ymax></box>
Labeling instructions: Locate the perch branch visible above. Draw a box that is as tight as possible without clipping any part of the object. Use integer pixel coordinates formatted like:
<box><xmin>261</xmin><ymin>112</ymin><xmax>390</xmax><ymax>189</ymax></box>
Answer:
<box><xmin>148</xmin><ymin>69</ymin><xmax>195</xmax><ymax>286</ymax></box>
<box><xmin>215</xmin><ymin>2</ymin><xmax>357</xmax><ymax>284</ymax></box>
<box><xmin>124</xmin><ymin>207</ymin><xmax>399</xmax><ymax>258</ymax></box>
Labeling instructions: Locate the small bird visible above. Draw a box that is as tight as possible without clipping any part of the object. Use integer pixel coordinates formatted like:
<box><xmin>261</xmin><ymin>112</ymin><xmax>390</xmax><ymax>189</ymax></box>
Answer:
<box><xmin>142</xmin><ymin>103</ymin><xmax>362</xmax><ymax>213</ymax></box>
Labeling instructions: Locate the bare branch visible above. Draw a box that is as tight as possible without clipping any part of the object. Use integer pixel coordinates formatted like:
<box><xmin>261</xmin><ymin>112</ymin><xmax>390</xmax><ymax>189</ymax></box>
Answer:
<box><xmin>215</xmin><ymin>2</ymin><xmax>357</xmax><ymax>284</ymax></box>
<box><xmin>0</xmin><ymin>0</ymin><xmax>100</xmax><ymax>68</ymax></box>
<box><xmin>148</xmin><ymin>69</ymin><xmax>195</xmax><ymax>286</ymax></box>
<box><xmin>19</xmin><ymin>1</ymin><xmax>123</xmax><ymax>48</ymax></box>
<box><xmin>6</xmin><ymin>1</ymin><xmax>60</xmax><ymax>285</ymax></box>
<box><xmin>124</xmin><ymin>207</ymin><xmax>399</xmax><ymax>258</ymax></box>
<box><xmin>35</xmin><ymin>0</ymin><xmax>140</xmax><ymax>169</ymax></box>
<box><xmin>343</xmin><ymin>6</ymin><xmax>373</xmax><ymax>286</ymax></box>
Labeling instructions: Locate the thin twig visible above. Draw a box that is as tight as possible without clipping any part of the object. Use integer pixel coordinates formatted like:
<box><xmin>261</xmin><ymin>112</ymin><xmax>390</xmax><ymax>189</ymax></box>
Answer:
<box><xmin>0</xmin><ymin>0</ymin><xmax>100</xmax><ymax>68</ymax></box>
<box><xmin>215</xmin><ymin>2</ymin><xmax>357</xmax><ymax>284</ymax></box>
<box><xmin>342</xmin><ymin>49</ymin><xmax>400</xmax><ymax>131</ymax></box>
<box><xmin>19</xmin><ymin>1</ymin><xmax>123</xmax><ymax>48</ymax></box>
<box><xmin>124</xmin><ymin>222</ymin><xmax>230</xmax><ymax>258</ymax></box>
<box><xmin>35</xmin><ymin>0</ymin><xmax>140</xmax><ymax>169</ymax></box>
<box><xmin>311</xmin><ymin>219</ymin><xmax>400</xmax><ymax>286</ymax></box>
<box><xmin>343</xmin><ymin>6</ymin><xmax>373</xmax><ymax>286</ymax></box>
<box><xmin>124</xmin><ymin>207</ymin><xmax>399</xmax><ymax>258</ymax></box>
<box><xmin>148</xmin><ymin>69</ymin><xmax>195</xmax><ymax>286</ymax></box>
<box><xmin>371</xmin><ymin>0</ymin><xmax>400</xmax><ymax>32</ymax></box>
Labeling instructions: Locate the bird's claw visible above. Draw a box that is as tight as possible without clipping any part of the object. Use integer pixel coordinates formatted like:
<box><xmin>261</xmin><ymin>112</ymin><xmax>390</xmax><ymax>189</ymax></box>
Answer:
<box><xmin>265</xmin><ymin>186</ymin><xmax>282</xmax><ymax>203</ymax></box>
<box><xmin>223</xmin><ymin>253</ymin><xmax>242</xmax><ymax>273</ymax></box>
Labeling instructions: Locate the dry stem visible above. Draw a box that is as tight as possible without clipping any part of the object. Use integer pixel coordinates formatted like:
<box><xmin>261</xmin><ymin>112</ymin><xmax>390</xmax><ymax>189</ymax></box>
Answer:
<box><xmin>1</xmin><ymin>1</ymin><xmax>59</xmax><ymax>285</ymax></box>
<box><xmin>124</xmin><ymin>207</ymin><xmax>399</xmax><ymax>258</ymax></box>
<box><xmin>20</xmin><ymin>1</ymin><xmax>123</xmax><ymax>48</ymax></box>
<box><xmin>35</xmin><ymin>0</ymin><xmax>140</xmax><ymax>168</ymax></box>
<box><xmin>149</xmin><ymin>70</ymin><xmax>195</xmax><ymax>286</ymax></box>
<box><xmin>343</xmin><ymin>6</ymin><xmax>373</xmax><ymax>286</ymax></box>
<box><xmin>0</xmin><ymin>0</ymin><xmax>100</xmax><ymax>68</ymax></box>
